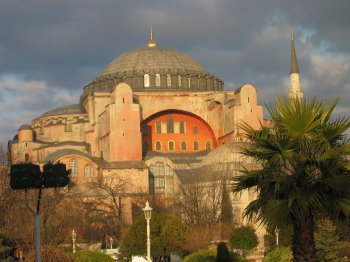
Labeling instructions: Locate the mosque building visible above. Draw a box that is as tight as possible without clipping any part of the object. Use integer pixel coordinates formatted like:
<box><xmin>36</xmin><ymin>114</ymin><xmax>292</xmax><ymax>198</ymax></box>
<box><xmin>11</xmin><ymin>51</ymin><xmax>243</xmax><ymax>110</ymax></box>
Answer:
<box><xmin>8</xmin><ymin>30</ymin><xmax>302</xmax><ymax>247</ymax></box>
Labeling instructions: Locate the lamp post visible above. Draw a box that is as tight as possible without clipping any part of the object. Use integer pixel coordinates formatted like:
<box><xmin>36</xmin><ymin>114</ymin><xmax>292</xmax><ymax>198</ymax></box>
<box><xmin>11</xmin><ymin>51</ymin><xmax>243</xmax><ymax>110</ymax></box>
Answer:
<box><xmin>275</xmin><ymin>227</ymin><xmax>279</xmax><ymax>246</ymax></box>
<box><xmin>72</xmin><ymin>230</ymin><xmax>76</xmax><ymax>253</ymax></box>
<box><xmin>143</xmin><ymin>201</ymin><xmax>152</xmax><ymax>262</ymax></box>
<box><xmin>109</xmin><ymin>237</ymin><xmax>113</xmax><ymax>249</ymax></box>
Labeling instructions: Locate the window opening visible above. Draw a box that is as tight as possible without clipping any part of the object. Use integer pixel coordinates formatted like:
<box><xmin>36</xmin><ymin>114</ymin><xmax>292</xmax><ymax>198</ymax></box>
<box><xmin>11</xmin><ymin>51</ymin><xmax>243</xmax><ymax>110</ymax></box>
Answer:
<box><xmin>156</xmin><ymin>141</ymin><xmax>162</xmax><ymax>151</ymax></box>
<box><xmin>205</xmin><ymin>141</ymin><xmax>212</xmax><ymax>150</ymax></box>
<box><xmin>193</xmin><ymin>141</ymin><xmax>199</xmax><ymax>150</ymax></box>
<box><xmin>179</xmin><ymin>121</ymin><xmax>185</xmax><ymax>133</ymax></box>
<box><xmin>69</xmin><ymin>159</ymin><xmax>78</xmax><ymax>178</ymax></box>
<box><xmin>167</xmin><ymin>116</ymin><xmax>174</xmax><ymax>133</ymax></box>
<box><xmin>155</xmin><ymin>74</ymin><xmax>161</xmax><ymax>87</ymax></box>
<box><xmin>156</xmin><ymin>121</ymin><xmax>161</xmax><ymax>134</ymax></box>
<box><xmin>166</xmin><ymin>74</ymin><xmax>171</xmax><ymax>87</ymax></box>
<box><xmin>168</xmin><ymin>141</ymin><xmax>175</xmax><ymax>151</ymax></box>
<box><xmin>144</xmin><ymin>74</ymin><xmax>150</xmax><ymax>87</ymax></box>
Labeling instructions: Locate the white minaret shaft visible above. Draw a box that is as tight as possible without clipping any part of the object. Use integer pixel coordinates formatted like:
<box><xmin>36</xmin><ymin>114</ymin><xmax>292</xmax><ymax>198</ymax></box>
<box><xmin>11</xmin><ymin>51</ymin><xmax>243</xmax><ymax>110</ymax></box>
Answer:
<box><xmin>289</xmin><ymin>33</ymin><xmax>303</xmax><ymax>100</ymax></box>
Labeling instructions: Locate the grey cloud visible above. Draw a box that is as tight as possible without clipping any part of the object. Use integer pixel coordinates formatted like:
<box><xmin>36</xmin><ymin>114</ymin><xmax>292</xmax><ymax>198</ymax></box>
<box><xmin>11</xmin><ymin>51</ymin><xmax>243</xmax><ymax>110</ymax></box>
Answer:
<box><xmin>0</xmin><ymin>0</ymin><xmax>349</xmax><ymax>141</ymax></box>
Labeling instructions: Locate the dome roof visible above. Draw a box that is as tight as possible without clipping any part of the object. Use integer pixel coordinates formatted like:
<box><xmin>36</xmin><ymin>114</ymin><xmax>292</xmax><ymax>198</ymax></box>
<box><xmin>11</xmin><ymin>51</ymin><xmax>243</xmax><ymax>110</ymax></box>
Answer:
<box><xmin>40</xmin><ymin>104</ymin><xmax>87</xmax><ymax>118</ymax></box>
<box><xmin>201</xmin><ymin>141</ymin><xmax>248</xmax><ymax>166</ymax></box>
<box><xmin>200</xmin><ymin>141</ymin><xmax>255</xmax><ymax>176</ymax></box>
<box><xmin>97</xmin><ymin>47</ymin><xmax>207</xmax><ymax>79</ymax></box>
<box><xmin>81</xmin><ymin>40</ymin><xmax>224</xmax><ymax>102</ymax></box>
<box><xmin>18</xmin><ymin>124</ymin><xmax>33</xmax><ymax>131</ymax></box>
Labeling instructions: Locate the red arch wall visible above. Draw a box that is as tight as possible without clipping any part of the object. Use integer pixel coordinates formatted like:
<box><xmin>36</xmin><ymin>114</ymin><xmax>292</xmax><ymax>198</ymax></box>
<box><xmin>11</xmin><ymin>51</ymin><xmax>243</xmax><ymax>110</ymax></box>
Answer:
<box><xmin>142</xmin><ymin>110</ymin><xmax>217</xmax><ymax>153</ymax></box>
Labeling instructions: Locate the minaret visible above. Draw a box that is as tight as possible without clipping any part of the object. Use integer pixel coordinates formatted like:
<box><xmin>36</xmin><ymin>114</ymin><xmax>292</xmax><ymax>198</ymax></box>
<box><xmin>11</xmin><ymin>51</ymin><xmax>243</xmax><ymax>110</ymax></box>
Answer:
<box><xmin>288</xmin><ymin>33</ymin><xmax>303</xmax><ymax>100</ymax></box>
<box><xmin>147</xmin><ymin>26</ymin><xmax>157</xmax><ymax>48</ymax></box>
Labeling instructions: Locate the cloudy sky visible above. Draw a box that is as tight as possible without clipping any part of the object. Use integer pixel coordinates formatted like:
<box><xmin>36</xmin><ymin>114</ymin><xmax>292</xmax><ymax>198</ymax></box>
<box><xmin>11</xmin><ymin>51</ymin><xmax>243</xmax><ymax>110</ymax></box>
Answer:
<box><xmin>1</xmin><ymin>0</ymin><xmax>350</xmax><ymax>142</ymax></box>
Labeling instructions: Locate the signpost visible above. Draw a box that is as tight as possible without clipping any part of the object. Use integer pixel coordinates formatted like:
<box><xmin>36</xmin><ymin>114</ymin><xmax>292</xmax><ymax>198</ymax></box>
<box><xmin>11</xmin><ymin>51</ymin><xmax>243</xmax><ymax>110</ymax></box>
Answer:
<box><xmin>9</xmin><ymin>162</ymin><xmax>70</xmax><ymax>262</ymax></box>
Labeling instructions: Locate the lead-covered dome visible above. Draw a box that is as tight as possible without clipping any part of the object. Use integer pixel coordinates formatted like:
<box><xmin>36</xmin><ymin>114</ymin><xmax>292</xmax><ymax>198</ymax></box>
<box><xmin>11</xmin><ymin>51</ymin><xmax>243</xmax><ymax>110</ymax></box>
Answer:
<box><xmin>81</xmin><ymin>37</ymin><xmax>223</xmax><ymax>103</ymax></box>
<box><xmin>99</xmin><ymin>47</ymin><xmax>207</xmax><ymax>78</ymax></box>
<box><xmin>200</xmin><ymin>141</ymin><xmax>256</xmax><ymax>176</ymax></box>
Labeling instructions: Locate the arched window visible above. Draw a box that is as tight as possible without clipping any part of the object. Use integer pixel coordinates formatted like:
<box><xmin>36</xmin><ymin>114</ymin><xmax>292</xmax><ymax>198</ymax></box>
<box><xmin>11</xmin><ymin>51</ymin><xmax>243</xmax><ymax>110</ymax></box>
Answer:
<box><xmin>205</xmin><ymin>140</ymin><xmax>212</xmax><ymax>150</ymax></box>
<box><xmin>84</xmin><ymin>165</ymin><xmax>92</xmax><ymax>182</ymax></box>
<box><xmin>181</xmin><ymin>141</ymin><xmax>187</xmax><ymax>150</ymax></box>
<box><xmin>178</xmin><ymin>75</ymin><xmax>182</xmax><ymax>87</ymax></box>
<box><xmin>156</xmin><ymin>141</ymin><xmax>162</xmax><ymax>151</ymax></box>
<box><xmin>156</xmin><ymin>121</ymin><xmax>161</xmax><ymax>134</ymax></box>
<box><xmin>69</xmin><ymin>158</ymin><xmax>78</xmax><ymax>178</ymax></box>
<box><xmin>155</xmin><ymin>74</ymin><xmax>161</xmax><ymax>87</ymax></box>
<box><xmin>193</xmin><ymin>126</ymin><xmax>198</xmax><ymax>134</ymax></box>
<box><xmin>168</xmin><ymin>141</ymin><xmax>175</xmax><ymax>151</ymax></box>
<box><xmin>188</xmin><ymin>77</ymin><xmax>191</xmax><ymax>88</ymax></box>
<box><xmin>144</xmin><ymin>74</ymin><xmax>150</xmax><ymax>87</ymax></box>
<box><xmin>193</xmin><ymin>141</ymin><xmax>199</xmax><ymax>151</ymax></box>
<box><xmin>167</xmin><ymin>116</ymin><xmax>174</xmax><ymax>133</ymax></box>
<box><xmin>166</xmin><ymin>74</ymin><xmax>171</xmax><ymax>87</ymax></box>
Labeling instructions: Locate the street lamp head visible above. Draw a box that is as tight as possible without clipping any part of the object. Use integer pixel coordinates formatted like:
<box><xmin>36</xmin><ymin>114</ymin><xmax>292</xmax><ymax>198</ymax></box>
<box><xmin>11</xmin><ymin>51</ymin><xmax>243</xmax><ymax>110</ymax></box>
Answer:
<box><xmin>143</xmin><ymin>201</ymin><xmax>152</xmax><ymax>220</ymax></box>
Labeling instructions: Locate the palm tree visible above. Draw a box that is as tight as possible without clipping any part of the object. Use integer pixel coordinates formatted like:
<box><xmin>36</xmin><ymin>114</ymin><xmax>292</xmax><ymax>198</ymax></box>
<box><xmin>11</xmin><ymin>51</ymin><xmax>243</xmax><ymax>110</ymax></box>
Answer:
<box><xmin>233</xmin><ymin>97</ymin><xmax>350</xmax><ymax>262</ymax></box>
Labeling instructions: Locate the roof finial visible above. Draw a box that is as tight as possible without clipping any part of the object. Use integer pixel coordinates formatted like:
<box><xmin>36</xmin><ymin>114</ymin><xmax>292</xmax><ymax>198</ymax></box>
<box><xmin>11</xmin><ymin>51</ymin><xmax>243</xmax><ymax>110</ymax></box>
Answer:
<box><xmin>147</xmin><ymin>26</ymin><xmax>157</xmax><ymax>48</ymax></box>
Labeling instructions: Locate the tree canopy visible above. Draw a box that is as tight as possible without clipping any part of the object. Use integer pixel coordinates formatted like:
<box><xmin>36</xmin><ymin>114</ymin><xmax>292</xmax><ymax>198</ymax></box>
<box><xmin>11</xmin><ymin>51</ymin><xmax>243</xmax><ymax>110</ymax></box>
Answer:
<box><xmin>233</xmin><ymin>97</ymin><xmax>350</xmax><ymax>261</ymax></box>
<box><xmin>119</xmin><ymin>212</ymin><xmax>189</xmax><ymax>261</ymax></box>
<box><xmin>228</xmin><ymin>226</ymin><xmax>258</xmax><ymax>251</ymax></box>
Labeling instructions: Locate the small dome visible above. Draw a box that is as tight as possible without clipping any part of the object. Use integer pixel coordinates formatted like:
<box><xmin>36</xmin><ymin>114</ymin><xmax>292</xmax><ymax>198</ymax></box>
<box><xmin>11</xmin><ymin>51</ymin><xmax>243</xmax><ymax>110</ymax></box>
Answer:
<box><xmin>18</xmin><ymin>125</ymin><xmax>33</xmax><ymax>131</ymax></box>
<box><xmin>98</xmin><ymin>47</ymin><xmax>207</xmax><ymax>79</ymax></box>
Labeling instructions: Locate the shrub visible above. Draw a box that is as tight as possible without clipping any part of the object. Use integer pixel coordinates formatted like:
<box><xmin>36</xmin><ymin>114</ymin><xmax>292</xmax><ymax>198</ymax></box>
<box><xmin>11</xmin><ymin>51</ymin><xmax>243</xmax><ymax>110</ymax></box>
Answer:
<box><xmin>183</xmin><ymin>248</ymin><xmax>247</xmax><ymax>262</ymax></box>
<box><xmin>230</xmin><ymin>252</ymin><xmax>248</xmax><ymax>262</ymax></box>
<box><xmin>263</xmin><ymin>246</ymin><xmax>292</xmax><ymax>262</ymax></box>
<box><xmin>183</xmin><ymin>249</ymin><xmax>216</xmax><ymax>262</ymax></box>
<box><xmin>229</xmin><ymin>226</ymin><xmax>258</xmax><ymax>251</ymax></box>
<box><xmin>72</xmin><ymin>250</ymin><xmax>115</xmax><ymax>262</ymax></box>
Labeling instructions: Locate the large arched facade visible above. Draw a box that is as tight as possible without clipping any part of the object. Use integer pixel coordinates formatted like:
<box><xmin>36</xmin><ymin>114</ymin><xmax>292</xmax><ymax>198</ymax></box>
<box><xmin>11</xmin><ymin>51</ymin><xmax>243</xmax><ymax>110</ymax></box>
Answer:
<box><xmin>141</xmin><ymin>110</ymin><xmax>217</xmax><ymax>154</ymax></box>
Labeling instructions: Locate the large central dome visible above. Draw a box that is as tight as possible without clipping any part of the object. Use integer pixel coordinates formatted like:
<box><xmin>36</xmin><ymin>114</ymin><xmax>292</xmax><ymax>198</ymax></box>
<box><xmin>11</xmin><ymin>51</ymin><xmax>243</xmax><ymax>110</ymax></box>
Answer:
<box><xmin>99</xmin><ymin>47</ymin><xmax>207</xmax><ymax>78</ymax></box>
<box><xmin>81</xmin><ymin>35</ymin><xmax>223</xmax><ymax>102</ymax></box>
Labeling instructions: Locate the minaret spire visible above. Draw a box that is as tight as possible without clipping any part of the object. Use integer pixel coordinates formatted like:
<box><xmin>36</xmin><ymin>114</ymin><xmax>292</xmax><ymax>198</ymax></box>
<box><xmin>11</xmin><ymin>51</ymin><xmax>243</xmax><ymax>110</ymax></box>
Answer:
<box><xmin>290</xmin><ymin>32</ymin><xmax>299</xmax><ymax>74</ymax></box>
<box><xmin>147</xmin><ymin>26</ymin><xmax>157</xmax><ymax>48</ymax></box>
<box><xmin>288</xmin><ymin>32</ymin><xmax>303</xmax><ymax>100</ymax></box>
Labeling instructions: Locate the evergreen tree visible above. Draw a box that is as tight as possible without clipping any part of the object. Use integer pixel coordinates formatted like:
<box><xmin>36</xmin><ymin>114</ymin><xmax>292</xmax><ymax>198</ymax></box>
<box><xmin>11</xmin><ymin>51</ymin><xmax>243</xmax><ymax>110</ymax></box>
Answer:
<box><xmin>216</xmin><ymin>242</ymin><xmax>231</xmax><ymax>262</ymax></box>
<box><xmin>315</xmin><ymin>218</ymin><xmax>342</xmax><ymax>262</ymax></box>
<box><xmin>221</xmin><ymin>180</ymin><xmax>233</xmax><ymax>225</ymax></box>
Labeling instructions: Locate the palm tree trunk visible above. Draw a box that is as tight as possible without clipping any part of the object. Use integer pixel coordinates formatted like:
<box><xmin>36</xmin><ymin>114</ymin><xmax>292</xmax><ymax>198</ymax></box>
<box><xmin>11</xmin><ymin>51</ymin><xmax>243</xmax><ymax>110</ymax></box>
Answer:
<box><xmin>292</xmin><ymin>216</ymin><xmax>317</xmax><ymax>262</ymax></box>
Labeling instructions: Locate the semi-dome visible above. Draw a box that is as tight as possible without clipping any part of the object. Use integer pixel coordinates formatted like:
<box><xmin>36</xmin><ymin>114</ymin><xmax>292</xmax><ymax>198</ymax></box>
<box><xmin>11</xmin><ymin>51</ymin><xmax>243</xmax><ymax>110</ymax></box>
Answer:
<box><xmin>39</xmin><ymin>104</ymin><xmax>87</xmax><ymax>118</ymax></box>
<box><xmin>81</xmin><ymin>34</ymin><xmax>223</xmax><ymax>103</ymax></box>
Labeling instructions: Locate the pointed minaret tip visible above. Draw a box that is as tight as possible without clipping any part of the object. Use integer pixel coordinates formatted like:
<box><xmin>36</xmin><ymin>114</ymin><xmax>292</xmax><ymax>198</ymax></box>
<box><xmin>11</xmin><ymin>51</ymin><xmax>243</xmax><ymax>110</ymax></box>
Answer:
<box><xmin>147</xmin><ymin>26</ymin><xmax>157</xmax><ymax>48</ymax></box>
<box><xmin>289</xmin><ymin>32</ymin><xmax>303</xmax><ymax>100</ymax></box>
<box><xmin>290</xmin><ymin>32</ymin><xmax>299</xmax><ymax>74</ymax></box>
